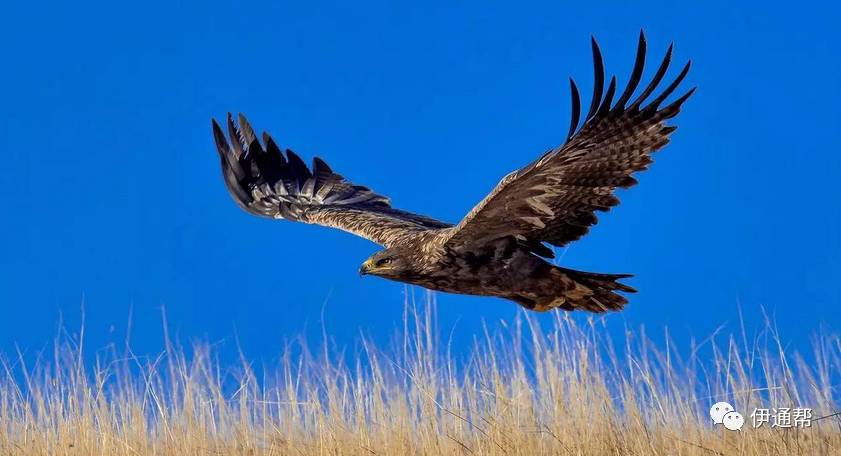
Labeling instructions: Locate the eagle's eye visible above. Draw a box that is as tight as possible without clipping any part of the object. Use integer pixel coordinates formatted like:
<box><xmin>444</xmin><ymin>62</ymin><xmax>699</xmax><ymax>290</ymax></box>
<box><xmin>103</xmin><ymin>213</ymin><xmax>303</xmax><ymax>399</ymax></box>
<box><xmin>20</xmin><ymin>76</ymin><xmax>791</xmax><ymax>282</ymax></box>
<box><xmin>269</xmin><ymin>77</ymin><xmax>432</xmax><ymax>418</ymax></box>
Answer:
<box><xmin>375</xmin><ymin>257</ymin><xmax>393</xmax><ymax>267</ymax></box>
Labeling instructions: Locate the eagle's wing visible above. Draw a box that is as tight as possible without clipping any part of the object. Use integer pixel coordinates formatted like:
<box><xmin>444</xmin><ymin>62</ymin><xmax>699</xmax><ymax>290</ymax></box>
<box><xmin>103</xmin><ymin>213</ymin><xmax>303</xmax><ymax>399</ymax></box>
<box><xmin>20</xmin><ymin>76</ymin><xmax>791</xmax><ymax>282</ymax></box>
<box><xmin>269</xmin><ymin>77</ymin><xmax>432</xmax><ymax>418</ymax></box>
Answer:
<box><xmin>213</xmin><ymin>114</ymin><xmax>450</xmax><ymax>247</ymax></box>
<box><xmin>442</xmin><ymin>32</ymin><xmax>694</xmax><ymax>252</ymax></box>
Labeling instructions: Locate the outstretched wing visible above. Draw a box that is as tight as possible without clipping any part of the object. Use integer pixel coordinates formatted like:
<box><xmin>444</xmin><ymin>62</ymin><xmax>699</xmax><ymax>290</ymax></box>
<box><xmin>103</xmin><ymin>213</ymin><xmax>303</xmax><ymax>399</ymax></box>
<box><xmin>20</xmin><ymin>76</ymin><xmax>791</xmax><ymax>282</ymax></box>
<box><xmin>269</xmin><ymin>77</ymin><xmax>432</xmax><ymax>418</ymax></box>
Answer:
<box><xmin>213</xmin><ymin>114</ymin><xmax>449</xmax><ymax>247</ymax></box>
<box><xmin>442</xmin><ymin>31</ymin><xmax>694</xmax><ymax>252</ymax></box>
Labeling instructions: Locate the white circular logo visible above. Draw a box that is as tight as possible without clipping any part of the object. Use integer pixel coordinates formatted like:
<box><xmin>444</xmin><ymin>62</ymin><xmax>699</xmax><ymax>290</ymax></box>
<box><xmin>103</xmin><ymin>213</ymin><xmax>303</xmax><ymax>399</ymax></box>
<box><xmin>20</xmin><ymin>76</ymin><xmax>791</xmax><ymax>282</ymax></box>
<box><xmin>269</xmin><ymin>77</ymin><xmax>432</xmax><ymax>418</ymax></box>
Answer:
<box><xmin>709</xmin><ymin>401</ymin><xmax>734</xmax><ymax>424</ymax></box>
<box><xmin>722</xmin><ymin>411</ymin><xmax>745</xmax><ymax>431</ymax></box>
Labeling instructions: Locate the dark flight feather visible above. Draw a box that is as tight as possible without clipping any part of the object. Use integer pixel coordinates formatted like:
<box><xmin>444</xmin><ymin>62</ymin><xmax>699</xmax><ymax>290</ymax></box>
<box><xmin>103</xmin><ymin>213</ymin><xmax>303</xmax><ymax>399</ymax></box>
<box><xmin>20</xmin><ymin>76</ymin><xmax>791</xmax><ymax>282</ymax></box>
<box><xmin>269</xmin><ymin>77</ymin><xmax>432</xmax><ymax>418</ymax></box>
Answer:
<box><xmin>566</xmin><ymin>78</ymin><xmax>581</xmax><ymax>142</ymax></box>
<box><xmin>630</xmin><ymin>43</ymin><xmax>673</xmax><ymax>109</ymax></box>
<box><xmin>615</xmin><ymin>31</ymin><xmax>647</xmax><ymax>109</ymax></box>
<box><xmin>585</xmin><ymin>37</ymin><xmax>605</xmax><ymax>121</ymax></box>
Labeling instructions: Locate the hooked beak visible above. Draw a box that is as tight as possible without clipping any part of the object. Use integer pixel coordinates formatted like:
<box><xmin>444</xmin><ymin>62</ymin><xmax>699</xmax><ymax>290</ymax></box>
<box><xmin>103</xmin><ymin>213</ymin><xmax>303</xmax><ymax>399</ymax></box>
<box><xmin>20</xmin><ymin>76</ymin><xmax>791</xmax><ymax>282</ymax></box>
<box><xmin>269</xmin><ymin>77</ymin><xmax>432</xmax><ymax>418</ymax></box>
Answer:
<box><xmin>359</xmin><ymin>260</ymin><xmax>373</xmax><ymax>276</ymax></box>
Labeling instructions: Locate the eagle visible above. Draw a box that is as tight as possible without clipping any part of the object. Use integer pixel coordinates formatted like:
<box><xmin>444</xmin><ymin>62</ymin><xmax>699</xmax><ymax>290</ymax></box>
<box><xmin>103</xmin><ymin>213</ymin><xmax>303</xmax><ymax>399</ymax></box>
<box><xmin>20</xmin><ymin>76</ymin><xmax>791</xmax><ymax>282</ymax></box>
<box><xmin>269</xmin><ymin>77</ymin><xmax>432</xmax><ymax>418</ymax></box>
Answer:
<box><xmin>211</xmin><ymin>32</ymin><xmax>693</xmax><ymax>313</ymax></box>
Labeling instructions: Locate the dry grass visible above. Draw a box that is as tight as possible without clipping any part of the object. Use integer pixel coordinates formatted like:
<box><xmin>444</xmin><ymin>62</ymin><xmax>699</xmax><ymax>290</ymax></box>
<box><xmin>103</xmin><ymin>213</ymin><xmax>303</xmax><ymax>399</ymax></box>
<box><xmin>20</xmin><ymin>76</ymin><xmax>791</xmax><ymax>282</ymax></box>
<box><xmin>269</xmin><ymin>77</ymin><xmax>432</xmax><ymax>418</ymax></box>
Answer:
<box><xmin>1</xmin><ymin>296</ymin><xmax>840</xmax><ymax>455</ymax></box>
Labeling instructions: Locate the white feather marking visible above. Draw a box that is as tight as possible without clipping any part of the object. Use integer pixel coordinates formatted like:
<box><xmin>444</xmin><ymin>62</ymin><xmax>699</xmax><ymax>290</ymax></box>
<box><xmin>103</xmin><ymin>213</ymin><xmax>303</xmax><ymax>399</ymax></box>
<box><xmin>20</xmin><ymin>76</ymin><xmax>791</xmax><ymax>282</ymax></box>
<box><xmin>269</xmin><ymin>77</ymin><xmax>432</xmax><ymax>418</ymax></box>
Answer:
<box><xmin>314</xmin><ymin>182</ymin><xmax>334</xmax><ymax>202</ymax></box>
<box><xmin>301</xmin><ymin>178</ymin><xmax>316</xmax><ymax>197</ymax></box>
<box><xmin>527</xmin><ymin>197</ymin><xmax>554</xmax><ymax>216</ymax></box>
<box><xmin>590</xmin><ymin>297</ymin><xmax>607</xmax><ymax>311</ymax></box>
<box><xmin>335</xmin><ymin>193</ymin><xmax>379</xmax><ymax>205</ymax></box>
<box><xmin>521</xmin><ymin>216</ymin><xmax>546</xmax><ymax>229</ymax></box>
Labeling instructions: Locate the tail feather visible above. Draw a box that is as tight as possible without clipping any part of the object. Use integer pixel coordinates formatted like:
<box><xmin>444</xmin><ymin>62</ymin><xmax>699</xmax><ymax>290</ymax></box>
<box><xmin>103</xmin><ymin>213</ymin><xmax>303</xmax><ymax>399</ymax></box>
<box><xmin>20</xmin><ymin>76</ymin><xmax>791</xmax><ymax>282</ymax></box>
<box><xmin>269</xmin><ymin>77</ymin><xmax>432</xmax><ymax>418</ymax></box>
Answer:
<box><xmin>554</xmin><ymin>267</ymin><xmax>636</xmax><ymax>313</ymax></box>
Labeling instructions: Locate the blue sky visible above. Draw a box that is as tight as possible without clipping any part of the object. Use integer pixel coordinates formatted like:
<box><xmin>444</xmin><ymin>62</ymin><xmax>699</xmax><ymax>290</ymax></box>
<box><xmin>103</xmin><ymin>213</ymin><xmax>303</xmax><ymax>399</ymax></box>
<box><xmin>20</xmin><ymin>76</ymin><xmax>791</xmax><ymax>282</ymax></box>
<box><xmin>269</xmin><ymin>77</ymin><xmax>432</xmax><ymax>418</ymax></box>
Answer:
<box><xmin>1</xmin><ymin>1</ymin><xmax>839</xmax><ymax>359</ymax></box>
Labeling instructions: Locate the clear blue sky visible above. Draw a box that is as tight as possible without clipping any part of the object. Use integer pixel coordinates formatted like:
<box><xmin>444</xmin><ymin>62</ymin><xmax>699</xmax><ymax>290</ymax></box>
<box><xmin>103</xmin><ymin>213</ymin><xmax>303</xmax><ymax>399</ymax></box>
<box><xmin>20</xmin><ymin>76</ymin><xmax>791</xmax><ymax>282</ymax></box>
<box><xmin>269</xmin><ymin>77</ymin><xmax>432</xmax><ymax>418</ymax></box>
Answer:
<box><xmin>1</xmin><ymin>1</ymin><xmax>839</xmax><ymax>359</ymax></box>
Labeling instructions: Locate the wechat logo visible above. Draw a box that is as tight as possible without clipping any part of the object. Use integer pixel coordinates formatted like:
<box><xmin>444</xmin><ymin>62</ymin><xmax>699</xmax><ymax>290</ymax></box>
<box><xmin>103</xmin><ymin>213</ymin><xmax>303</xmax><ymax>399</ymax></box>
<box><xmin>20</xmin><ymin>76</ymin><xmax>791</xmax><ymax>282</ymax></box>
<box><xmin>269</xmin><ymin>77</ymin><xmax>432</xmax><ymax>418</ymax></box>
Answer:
<box><xmin>710</xmin><ymin>402</ymin><xmax>744</xmax><ymax>431</ymax></box>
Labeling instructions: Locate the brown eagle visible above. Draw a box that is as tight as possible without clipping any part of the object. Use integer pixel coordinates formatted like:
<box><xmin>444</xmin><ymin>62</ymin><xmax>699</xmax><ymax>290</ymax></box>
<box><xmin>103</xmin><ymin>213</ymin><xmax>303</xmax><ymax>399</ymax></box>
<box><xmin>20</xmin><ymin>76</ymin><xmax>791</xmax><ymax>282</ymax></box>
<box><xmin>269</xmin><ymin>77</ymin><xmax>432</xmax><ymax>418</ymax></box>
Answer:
<box><xmin>211</xmin><ymin>32</ymin><xmax>693</xmax><ymax>313</ymax></box>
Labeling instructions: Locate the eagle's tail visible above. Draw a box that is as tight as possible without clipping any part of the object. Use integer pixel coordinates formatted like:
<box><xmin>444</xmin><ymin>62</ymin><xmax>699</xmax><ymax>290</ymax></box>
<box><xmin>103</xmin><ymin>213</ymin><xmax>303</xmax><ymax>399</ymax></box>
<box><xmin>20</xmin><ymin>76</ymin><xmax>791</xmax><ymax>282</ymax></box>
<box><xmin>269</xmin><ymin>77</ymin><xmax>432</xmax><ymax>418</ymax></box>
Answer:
<box><xmin>543</xmin><ymin>267</ymin><xmax>637</xmax><ymax>313</ymax></box>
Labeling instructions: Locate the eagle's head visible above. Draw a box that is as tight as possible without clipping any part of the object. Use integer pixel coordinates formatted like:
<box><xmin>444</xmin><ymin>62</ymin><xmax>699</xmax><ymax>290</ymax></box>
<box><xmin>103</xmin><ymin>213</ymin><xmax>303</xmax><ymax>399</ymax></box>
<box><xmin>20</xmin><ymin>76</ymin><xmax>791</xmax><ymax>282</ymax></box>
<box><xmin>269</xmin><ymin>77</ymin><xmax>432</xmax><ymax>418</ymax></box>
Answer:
<box><xmin>359</xmin><ymin>248</ymin><xmax>414</xmax><ymax>280</ymax></box>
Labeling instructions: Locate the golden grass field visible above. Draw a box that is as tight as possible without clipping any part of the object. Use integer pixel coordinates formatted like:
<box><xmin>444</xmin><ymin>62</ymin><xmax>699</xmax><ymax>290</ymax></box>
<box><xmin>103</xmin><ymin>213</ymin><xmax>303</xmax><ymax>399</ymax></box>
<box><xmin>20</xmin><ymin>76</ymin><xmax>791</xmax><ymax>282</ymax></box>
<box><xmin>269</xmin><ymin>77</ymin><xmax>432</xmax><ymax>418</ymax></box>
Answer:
<box><xmin>1</xmin><ymin>296</ymin><xmax>839</xmax><ymax>455</ymax></box>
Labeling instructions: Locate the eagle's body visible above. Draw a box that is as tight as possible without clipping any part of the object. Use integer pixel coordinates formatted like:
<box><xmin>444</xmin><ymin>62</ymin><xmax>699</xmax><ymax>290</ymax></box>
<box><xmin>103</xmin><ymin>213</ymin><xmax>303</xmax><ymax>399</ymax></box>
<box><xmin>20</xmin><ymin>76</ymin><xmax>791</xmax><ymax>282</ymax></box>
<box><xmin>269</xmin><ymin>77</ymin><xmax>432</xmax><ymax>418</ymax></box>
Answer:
<box><xmin>358</xmin><ymin>233</ymin><xmax>632</xmax><ymax>312</ymax></box>
<box><xmin>212</xmin><ymin>32</ymin><xmax>693</xmax><ymax>313</ymax></box>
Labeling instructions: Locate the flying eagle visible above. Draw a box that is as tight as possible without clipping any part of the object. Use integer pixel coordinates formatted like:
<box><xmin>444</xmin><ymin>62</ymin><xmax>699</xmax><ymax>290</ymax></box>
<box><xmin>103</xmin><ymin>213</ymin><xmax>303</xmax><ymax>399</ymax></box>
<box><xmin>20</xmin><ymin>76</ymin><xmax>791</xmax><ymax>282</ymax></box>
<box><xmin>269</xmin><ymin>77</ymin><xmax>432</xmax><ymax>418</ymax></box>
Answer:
<box><xmin>211</xmin><ymin>32</ymin><xmax>693</xmax><ymax>312</ymax></box>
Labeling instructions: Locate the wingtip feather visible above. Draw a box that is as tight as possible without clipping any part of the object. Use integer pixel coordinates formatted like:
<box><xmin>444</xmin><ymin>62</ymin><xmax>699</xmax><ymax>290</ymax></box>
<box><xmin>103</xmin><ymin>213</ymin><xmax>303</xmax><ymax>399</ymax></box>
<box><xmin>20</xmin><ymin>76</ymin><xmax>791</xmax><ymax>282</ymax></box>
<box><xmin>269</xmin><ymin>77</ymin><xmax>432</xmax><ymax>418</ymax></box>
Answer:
<box><xmin>237</xmin><ymin>113</ymin><xmax>258</xmax><ymax>146</ymax></box>
<box><xmin>566</xmin><ymin>77</ymin><xmax>582</xmax><ymax>141</ymax></box>
<box><xmin>585</xmin><ymin>36</ymin><xmax>606</xmax><ymax>120</ymax></box>
<box><xmin>616</xmin><ymin>30</ymin><xmax>648</xmax><ymax>109</ymax></box>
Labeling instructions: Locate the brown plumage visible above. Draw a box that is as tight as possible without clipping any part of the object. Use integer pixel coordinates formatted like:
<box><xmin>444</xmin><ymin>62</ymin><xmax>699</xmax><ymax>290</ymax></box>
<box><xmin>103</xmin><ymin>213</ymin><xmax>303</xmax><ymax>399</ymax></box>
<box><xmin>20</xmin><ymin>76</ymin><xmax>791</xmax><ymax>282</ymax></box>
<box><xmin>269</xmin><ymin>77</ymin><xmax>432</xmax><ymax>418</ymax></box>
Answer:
<box><xmin>211</xmin><ymin>31</ymin><xmax>694</xmax><ymax>312</ymax></box>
